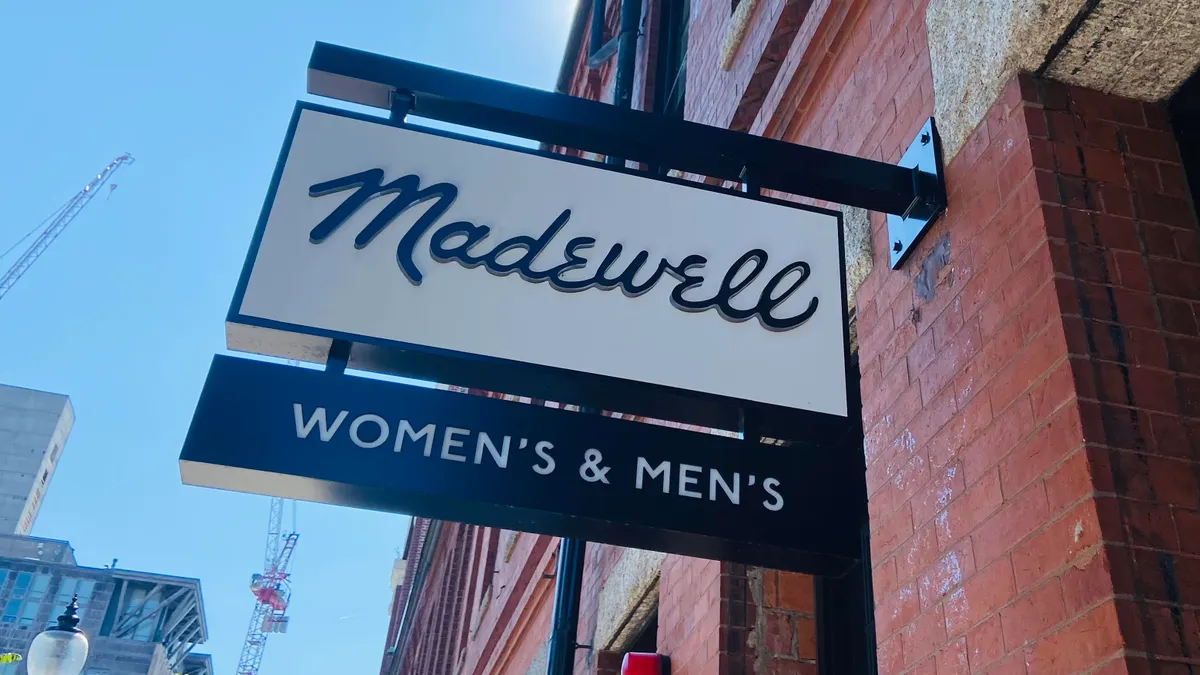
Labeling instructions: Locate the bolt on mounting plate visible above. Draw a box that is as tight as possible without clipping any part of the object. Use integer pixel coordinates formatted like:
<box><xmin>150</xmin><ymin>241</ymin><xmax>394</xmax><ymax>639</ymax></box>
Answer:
<box><xmin>887</xmin><ymin>118</ymin><xmax>947</xmax><ymax>270</ymax></box>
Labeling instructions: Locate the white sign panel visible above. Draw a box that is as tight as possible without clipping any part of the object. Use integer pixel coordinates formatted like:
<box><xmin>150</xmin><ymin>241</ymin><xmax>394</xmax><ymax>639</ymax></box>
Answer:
<box><xmin>229</xmin><ymin>105</ymin><xmax>848</xmax><ymax>417</ymax></box>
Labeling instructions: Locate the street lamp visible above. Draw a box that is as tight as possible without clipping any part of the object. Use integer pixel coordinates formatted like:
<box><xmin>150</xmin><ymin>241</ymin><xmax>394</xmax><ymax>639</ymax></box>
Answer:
<box><xmin>26</xmin><ymin>597</ymin><xmax>88</xmax><ymax>675</ymax></box>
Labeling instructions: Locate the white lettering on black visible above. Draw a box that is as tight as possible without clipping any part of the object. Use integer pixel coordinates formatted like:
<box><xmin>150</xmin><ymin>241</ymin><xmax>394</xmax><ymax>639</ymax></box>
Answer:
<box><xmin>293</xmin><ymin>404</ymin><xmax>348</xmax><ymax>442</ymax></box>
<box><xmin>678</xmin><ymin>464</ymin><xmax>702</xmax><ymax>498</ymax></box>
<box><xmin>441</xmin><ymin>427</ymin><xmax>469</xmax><ymax>462</ymax></box>
<box><xmin>710</xmin><ymin>470</ymin><xmax>740</xmax><ymax>505</ymax></box>
<box><xmin>395</xmin><ymin>421</ymin><xmax>435</xmax><ymax>455</ymax></box>
<box><xmin>636</xmin><ymin>458</ymin><xmax>670</xmax><ymax>493</ymax></box>
<box><xmin>349</xmin><ymin>414</ymin><xmax>389</xmax><ymax>449</ymax></box>
<box><xmin>762</xmin><ymin>477</ymin><xmax>784</xmax><ymax>512</ymax></box>
<box><xmin>475</xmin><ymin>432</ymin><xmax>509</xmax><ymax>468</ymax></box>
<box><xmin>579</xmin><ymin>449</ymin><xmax>611</xmax><ymax>483</ymax></box>
<box><xmin>533</xmin><ymin>441</ymin><xmax>556</xmax><ymax>475</ymax></box>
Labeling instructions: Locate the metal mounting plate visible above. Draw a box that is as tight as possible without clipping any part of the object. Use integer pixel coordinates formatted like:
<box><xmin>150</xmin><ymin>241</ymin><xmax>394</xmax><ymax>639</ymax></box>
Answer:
<box><xmin>888</xmin><ymin>118</ymin><xmax>947</xmax><ymax>269</ymax></box>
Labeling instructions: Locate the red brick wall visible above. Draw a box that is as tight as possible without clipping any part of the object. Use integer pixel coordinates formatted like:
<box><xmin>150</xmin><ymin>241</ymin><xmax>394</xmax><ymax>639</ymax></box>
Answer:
<box><xmin>380</xmin><ymin>517</ymin><xmax>431</xmax><ymax>675</ymax></box>
<box><xmin>459</xmin><ymin>531</ymin><xmax>556</xmax><ymax>675</ymax></box>
<box><xmin>856</xmin><ymin>68</ymin><xmax>1200</xmax><ymax>674</ymax></box>
<box><xmin>389</xmin><ymin>521</ymin><xmax>476</xmax><ymax>674</ymax></box>
<box><xmin>761</xmin><ymin>570</ymin><xmax>819</xmax><ymax>675</ymax></box>
<box><xmin>660</xmin><ymin>555</ymin><xmax>722</xmax><ymax>674</ymax></box>
<box><xmin>728</xmin><ymin>567</ymin><xmax>818</xmax><ymax>675</ymax></box>
<box><xmin>1021</xmin><ymin>78</ymin><xmax>1200</xmax><ymax>675</ymax></box>
<box><xmin>574</xmin><ymin>543</ymin><xmax>628</xmax><ymax>673</ymax></box>
<box><xmin>685</xmin><ymin>0</ymin><xmax>790</xmax><ymax>129</ymax></box>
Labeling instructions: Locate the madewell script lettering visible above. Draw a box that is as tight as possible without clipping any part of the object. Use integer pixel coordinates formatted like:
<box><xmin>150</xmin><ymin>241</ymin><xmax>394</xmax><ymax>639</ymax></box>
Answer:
<box><xmin>305</xmin><ymin>169</ymin><xmax>819</xmax><ymax>332</ymax></box>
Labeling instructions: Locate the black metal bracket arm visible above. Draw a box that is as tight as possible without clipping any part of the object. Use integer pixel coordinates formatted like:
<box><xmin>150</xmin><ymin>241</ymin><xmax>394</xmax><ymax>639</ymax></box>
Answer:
<box><xmin>888</xmin><ymin>119</ymin><xmax>947</xmax><ymax>269</ymax></box>
<box><xmin>307</xmin><ymin>43</ymin><xmax>947</xmax><ymax>227</ymax></box>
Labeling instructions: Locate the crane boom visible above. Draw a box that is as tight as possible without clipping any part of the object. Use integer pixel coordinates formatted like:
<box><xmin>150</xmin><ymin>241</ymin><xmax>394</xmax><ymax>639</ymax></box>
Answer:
<box><xmin>0</xmin><ymin>153</ymin><xmax>135</xmax><ymax>303</ymax></box>
<box><xmin>237</xmin><ymin>498</ymin><xmax>299</xmax><ymax>675</ymax></box>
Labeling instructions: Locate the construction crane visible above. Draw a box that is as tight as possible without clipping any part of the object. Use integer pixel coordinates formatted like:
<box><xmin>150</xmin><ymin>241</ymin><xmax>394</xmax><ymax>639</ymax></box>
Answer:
<box><xmin>0</xmin><ymin>154</ymin><xmax>135</xmax><ymax>303</ymax></box>
<box><xmin>237</xmin><ymin>498</ymin><xmax>299</xmax><ymax>675</ymax></box>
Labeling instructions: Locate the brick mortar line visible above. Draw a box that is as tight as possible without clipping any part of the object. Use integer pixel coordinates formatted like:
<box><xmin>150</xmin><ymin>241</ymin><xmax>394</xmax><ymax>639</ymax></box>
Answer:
<box><xmin>1053</xmin><ymin>270</ymin><xmax>1200</xmax><ymax>309</ymax></box>
<box><xmin>1077</xmin><ymin>651</ymin><xmax>1139</xmax><ymax>675</ymax></box>
<box><xmin>1070</xmin><ymin>394</ymin><xmax>1200</xmax><ymax>423</ymax></box>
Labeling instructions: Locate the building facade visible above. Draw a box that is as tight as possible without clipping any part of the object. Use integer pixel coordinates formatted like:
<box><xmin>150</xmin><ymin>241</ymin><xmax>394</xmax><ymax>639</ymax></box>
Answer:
<box><xmin>0</xmin><ymin>385</ymin><xmax>73</xmax><ymax>536</ymax></box>
<box><xmin>382</xmin><ymin>0</ymin><xmax>1200</xmax><ymax>673</ymax></box>
<box><xmin>0</xmin><ymin>534</ymin><xmax>211</xmax><ymax>675</ymax></box>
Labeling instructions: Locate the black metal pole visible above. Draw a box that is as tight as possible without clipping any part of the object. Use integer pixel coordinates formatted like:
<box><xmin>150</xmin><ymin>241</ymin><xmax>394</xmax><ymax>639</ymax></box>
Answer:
<box><xmin>613</xmin><ymin>0</ymin><xmax>640</xmax><ymax>110</ymax></box>
<box><xmin>556</xmin><ymin>8</ymin><xmax>630</xmax><ymax>670</ymax></box>
<box><xmin>608</xmin><ymin>0</ymin><xmax>641</xmax><ymax>170</ymax></box>
<box><xmin>815</xmin><ymin>523</ymin><xmax>876</xmax><ymax>675</ymax></box>
<box><xmin>589</xmin><ymin>0</ymin><xmax>606</xmax><ymax>59</ymax></box>
<box><xmin>739</xmin><ymin>166</ymin><xmax>762</xmax><ymax>443</ymax></box>
<box><xmin>547</xmin><ymin>537</ymin><xmax>587</xmax><ymax>675</ymax></box>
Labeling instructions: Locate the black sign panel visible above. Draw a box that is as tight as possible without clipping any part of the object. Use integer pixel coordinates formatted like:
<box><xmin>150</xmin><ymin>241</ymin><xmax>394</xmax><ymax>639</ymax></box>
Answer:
<box><xmin>179</xmin><ymin>356</ymin><xmax>865</xmax><ymax>574</ymax></box>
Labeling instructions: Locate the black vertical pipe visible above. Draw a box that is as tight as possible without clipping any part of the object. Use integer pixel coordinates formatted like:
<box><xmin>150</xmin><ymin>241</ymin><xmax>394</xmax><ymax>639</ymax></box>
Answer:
<box><xmin>608</xmin><ymin>0</ymin><xmax>642</xmax><ymax>168</ymax></box>
<box><xmin>546</xmin><ymin>537</ymin><xmax>587</xmax><ymax>675</ymax></box>
<box><xmin>738</xmin><ymin>167</ymin><xmax>761</xmax><ymax>442</ymax></box>
<box><xmin>815</xmin><ymin>521</ymin><xmax>876</xmax><ymax>674</ymax></box>
<box><xmin>590</xmin><ymin>0</ymin><xmax>606</xmax><ymax>58</ymax></box>
<box><xmin>548</xmin><ymin>3</ymin><xmax>640</xmax><ymax>670</ymax></box>
<box><xmin>613</xmin><ymin>0</ymin><xmax>640</xmax><ymax>109</ymax></box>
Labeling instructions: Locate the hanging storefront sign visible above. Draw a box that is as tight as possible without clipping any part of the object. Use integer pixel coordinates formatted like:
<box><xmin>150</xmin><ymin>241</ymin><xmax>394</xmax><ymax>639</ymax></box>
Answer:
<box><xmin>177</xmin><ymin>42</ymin><xmax>945</xmax><ymax>666</ymax></box>
<box><xmin>180</xmin><ymin>355</ymin><xmax>863</xmax><ymax>573</ymax></box>
<box><xmin>226</xmin><ymin>103</ymin><xmax>849</xmax><ymax>418</ymax></box>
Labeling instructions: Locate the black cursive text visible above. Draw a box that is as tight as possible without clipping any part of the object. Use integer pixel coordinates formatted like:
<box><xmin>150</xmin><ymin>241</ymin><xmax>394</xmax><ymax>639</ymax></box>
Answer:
<box><xmin>306</xmin><ymin>169</ymin><xmax>818</xmax><ymax>331</ymax></box>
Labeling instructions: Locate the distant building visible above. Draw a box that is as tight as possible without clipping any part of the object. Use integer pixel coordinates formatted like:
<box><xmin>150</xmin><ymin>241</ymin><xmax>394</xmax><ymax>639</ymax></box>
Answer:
<box><xmin>386</xmin><ymin>554</ymin><xmax>407</xmax><ymax>620</ymax></box>
<box><xmin>0</xmin><ymin>534</ymin><xmax>211</xmax><ymax>675</ymax></box>
<box><xmin>0</xmin><ymin>385</ymin><xmax>73</xmax><ymax>535</ymax></box>
<box><xmin>378</xmin><ymin>518</ymin><xmax>429</xmax><ymax>675</ymax></box>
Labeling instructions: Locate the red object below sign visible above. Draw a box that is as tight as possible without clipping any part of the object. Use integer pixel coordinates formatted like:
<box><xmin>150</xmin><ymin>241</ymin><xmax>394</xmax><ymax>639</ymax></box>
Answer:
<box><xmin>621</xmin><ymin>653</ymin><xmax>667</xmax><ymax>675</ymax></box>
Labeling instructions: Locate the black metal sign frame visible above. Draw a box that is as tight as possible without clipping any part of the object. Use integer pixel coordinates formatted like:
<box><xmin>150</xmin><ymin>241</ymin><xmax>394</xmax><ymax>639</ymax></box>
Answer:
<box><xmin>306</xmin><ymin>42</ymin><xmax>944</xmax><ymax>220</ymax></box>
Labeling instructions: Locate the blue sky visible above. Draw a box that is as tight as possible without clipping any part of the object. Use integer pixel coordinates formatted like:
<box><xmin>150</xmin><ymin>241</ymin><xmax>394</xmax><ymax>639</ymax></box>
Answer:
<box><xmin>0</xmin><ymin>2</ymin><xmax>573</xmax><ymax>673</ymax></box>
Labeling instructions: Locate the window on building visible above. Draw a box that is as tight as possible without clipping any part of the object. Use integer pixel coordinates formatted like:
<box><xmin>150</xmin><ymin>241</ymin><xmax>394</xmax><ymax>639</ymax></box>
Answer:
<box><xmin>40</xmin><ymin>469</ymin><xmax>48</xmax><ymax>485</ymax></box>
<box><xmin>58</xmin><ymin>577</ymin><xmax>96</xmax><ymax>619</ymax></box>
<box><xmin>28</xmin><ymin>574</ymin><xmax>49</xmax><ymax>601</ymax></box>
<box><xmin>1</xmin><ymin>598</ymin><xmax>20</xmax><ymax>623</ymax></box>
<box><xmin>0</xmin><ymin>573</ymin><xmax>50</xmax><ymax>626</ymax></box>
<box><xmin>122</xmin><ymin>587</ymin><xmax>160</xmax><ymax>642</ymax></box>
<box><xmin>18</xmin><ymin>598</ymin><xmax>41</xmax><ymax>628</ymax></box>
<box><xmin>12</xmin><ymin>572</ymin><xmax>32</xmax><ymax>599</ymax></box>
<box><xmin>133</xmin><ymin>597</ymin><xmax>159</xmax><ymax>641</ymax></box>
